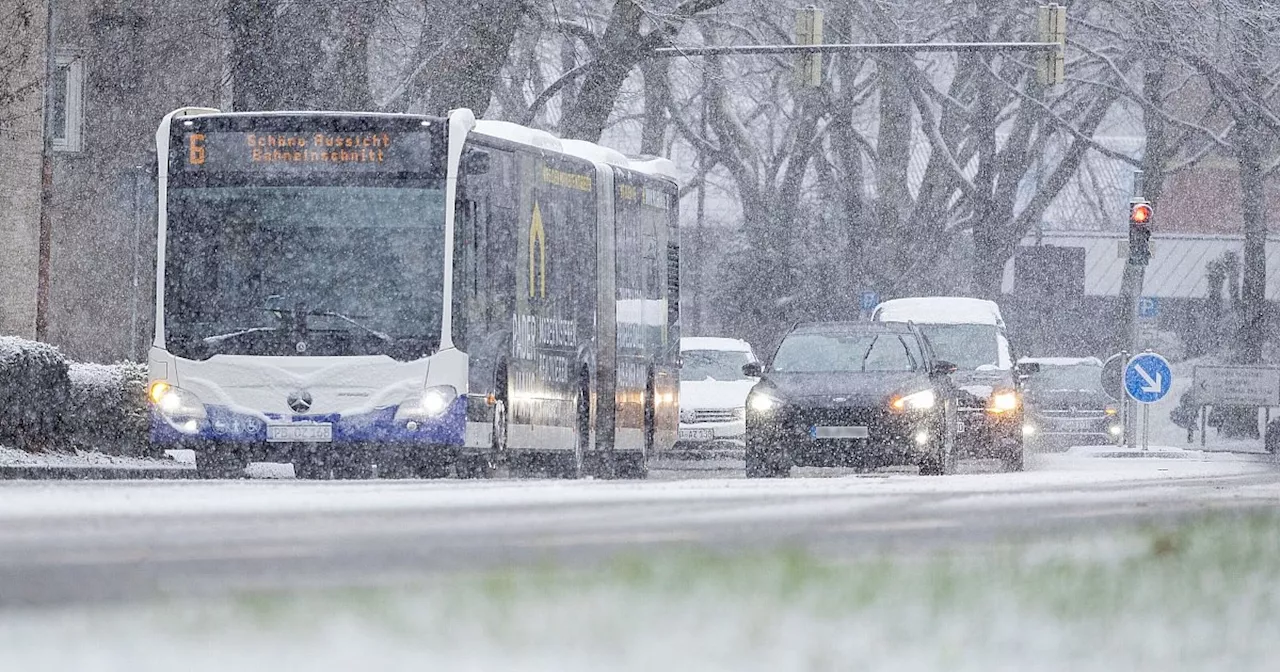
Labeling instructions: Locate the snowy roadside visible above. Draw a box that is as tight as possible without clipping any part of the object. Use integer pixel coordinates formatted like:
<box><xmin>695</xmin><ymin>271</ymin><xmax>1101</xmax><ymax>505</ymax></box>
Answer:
<box><xmin>0</xmin><ymin>511</ymin><xmax>1276</xmax><ymax>671</ymax></box>
<box><xmin>0</xmin><ymin>446</ymin><xmax>195</xmax><ymax>480</ymax></box>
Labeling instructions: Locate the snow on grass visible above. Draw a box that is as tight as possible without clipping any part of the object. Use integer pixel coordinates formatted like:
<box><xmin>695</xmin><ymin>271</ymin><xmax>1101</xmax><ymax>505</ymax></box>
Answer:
<box><xmin>1</xmin><ymin>511</ymin><xmax>1277</xmax><ymax>671</ymax></box>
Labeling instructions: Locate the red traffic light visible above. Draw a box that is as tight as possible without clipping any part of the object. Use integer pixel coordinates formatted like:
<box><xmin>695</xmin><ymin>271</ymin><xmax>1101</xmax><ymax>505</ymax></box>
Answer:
<box><xmin>1130</xmin><ymin>202</ymin><xmax>1153</xmax><ymax>226</ymax></box>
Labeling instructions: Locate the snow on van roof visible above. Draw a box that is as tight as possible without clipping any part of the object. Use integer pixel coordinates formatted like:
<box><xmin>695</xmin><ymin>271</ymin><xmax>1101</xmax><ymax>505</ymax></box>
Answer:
<box><xmin>872</xmin><ymin>297</ymin><xmax>1004</xmax><ymax>326</ymax></box>
<box><xmin>681</xmin><ymin>337</ymin><xmax>754</xmax><ymax>353</ymax></box>
<box><xmin>1019</xmin><ymin>356</ymin><xmax>1104</xmax><ymax>367</ymax></box>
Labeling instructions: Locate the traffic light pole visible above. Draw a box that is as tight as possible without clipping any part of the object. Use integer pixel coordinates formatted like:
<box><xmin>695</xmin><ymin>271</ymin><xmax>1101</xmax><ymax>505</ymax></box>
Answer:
<box><xmin>1121</xmin><ymin>170</ymin><xmax>1151</xmax><ymax>449</ymax></box>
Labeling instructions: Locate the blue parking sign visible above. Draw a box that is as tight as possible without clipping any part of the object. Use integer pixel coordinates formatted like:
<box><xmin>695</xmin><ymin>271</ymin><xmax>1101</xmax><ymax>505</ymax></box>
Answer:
<box><xmin>860</xmin><ymin>290</ymin><xmax>879</xmax><ymax>312</ymax></box>
<box><xmin>1138</xmin><ymin>297</ymin><xmax>1159</xmax><ymax>319</ymax></box>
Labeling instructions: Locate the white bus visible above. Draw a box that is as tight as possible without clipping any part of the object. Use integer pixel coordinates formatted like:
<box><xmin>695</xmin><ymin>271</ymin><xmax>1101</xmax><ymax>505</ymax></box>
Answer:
<box><xmin>149</xmin><ymin>108</ymin><xmax>680</xmax><ymax>479</ymax></box>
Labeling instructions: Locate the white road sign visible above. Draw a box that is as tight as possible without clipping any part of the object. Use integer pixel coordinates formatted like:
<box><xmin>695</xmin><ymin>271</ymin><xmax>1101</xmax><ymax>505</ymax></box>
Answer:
<box><xmin>1192</xmin><ymin>365</ymin><xmax>1280</xmax><ymax>407</ymax></box>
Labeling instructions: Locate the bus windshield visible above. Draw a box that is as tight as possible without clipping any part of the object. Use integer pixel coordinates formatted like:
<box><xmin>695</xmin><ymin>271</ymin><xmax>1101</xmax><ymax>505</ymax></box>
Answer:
<box><xmin>164</xmin><ymin>183</ymin><xmax>446</xmax><ymax>360</ymax></box>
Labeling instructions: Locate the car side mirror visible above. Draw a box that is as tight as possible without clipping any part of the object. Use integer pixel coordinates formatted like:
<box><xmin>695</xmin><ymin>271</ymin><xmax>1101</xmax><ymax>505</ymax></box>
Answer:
<box><xmin>1015</xmin><ymin>362</ymin><xmax>1041</xmax><ymax>380</ymax></box>
<box><xmin>742</xmin><ymin>362</ymin><xmax>763</xmax><ymax>378</ymax></box>
<box><xmin>931</xmin><ymin>360</ymin><xmax>958</xmax><ymax>376</ymax></box>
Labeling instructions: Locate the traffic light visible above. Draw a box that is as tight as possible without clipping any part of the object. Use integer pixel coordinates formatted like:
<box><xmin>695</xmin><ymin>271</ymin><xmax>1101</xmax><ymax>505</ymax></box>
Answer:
<box><xmin>1128</xmin><ymin>199</ymin><xmax>1153</xmax><ymax>265</ymax></box>
<box><xmin>1037</xmin><ymin>4</ymin><xmax>1067</xmax><ymax>87</ymax></box>
<box><xmin>795</xmin><ymin>6</ymin><xmax>823</xmax><ymax>88</ymax></box>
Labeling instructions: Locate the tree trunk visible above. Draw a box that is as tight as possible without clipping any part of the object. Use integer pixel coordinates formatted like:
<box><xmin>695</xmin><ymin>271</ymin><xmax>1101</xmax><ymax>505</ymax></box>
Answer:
<box><xmin>1236</xmin><ymin>19</ymin><xmax>1267</xmax><ymax>364</ymax></box>
<box><xmin>559</xmin><ymin>0</ymin><xmax>644</xmax><ymax>141</ymax></box>
<box><xmin>970</xmin><ymin>58</ymin><xmax>1001</xmax><ymax>299</ymax></box>
<box><xmin>418</xmin><ymin>0</ymin><xmax>528</xmax><ymax>115</ymax></box>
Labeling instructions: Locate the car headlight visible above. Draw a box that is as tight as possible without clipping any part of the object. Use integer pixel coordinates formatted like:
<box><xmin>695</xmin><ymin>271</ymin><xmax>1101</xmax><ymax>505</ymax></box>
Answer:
<box><xmin>680</xmin><ymin>408</ymin><xmax>696</xmax><ymax>424</ymax></box>
<box><xmin>891</xmin><ymin>389</ymin><xmax>936</xmax><ymax>412</ymax></box>
<box><xmin>1022</xmin><ymin>423</ymin><xmax>1037</xmax><ymax>436</ymax></box>
<box><xmin>987</xmin><ymin>390</ymin><xmax>1020</xmax><ymax>414</ymax></box>
<box><xmin>148</xmin><ymin>381</ymin><xmax>207</xmax><ymax>434</ymax></box>
<box><xmin>748</xmin><ymin>391</ymin><xmax>780</xmax><ymax>413</ymax></box>
<box><xmin>395</xmin><ymin>385</ymin><xmax>458</xmax><ymax>421</ymax></box>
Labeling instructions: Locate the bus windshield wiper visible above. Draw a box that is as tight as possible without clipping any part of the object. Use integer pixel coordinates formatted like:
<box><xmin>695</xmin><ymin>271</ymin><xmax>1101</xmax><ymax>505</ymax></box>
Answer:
<box><xmin>310</xmin><ymin>309</ymin><xmax>393</xmax><ymax>343</ymax></box>
<box><xmin>261</xmin><ymin>306</ymin><xmax>393</xmax><ymax>343</ymax></box>
<box><xmin>202</xmin><ymin>326</ymin><xmax>280</xmax><ymax>345</ymax></box>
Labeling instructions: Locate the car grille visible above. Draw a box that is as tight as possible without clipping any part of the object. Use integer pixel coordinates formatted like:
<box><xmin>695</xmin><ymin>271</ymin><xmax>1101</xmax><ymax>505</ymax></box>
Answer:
<box><xmin>691</xmin><ymin>409</ymin><xmax>740</xmax><ymax>424</ymax></box>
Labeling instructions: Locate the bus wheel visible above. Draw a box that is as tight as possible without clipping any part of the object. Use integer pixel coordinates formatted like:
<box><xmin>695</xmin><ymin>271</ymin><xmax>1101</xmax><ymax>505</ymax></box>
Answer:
<box><xmin>553</xmin><ymin>366</ymin><xmax>592</xmax><ymax>479</ymax></box>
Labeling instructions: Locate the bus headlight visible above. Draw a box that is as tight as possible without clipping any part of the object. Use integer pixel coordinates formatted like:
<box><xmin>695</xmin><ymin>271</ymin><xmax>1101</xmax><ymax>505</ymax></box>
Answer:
<box><xmin>149</xmin><ymin>381</ymin><xmax>207</xmax><ymax>433</ymax></box>
<box><xmin>396</xmin><ymin>385</ymin><xmax>458</xmax><ymax>421</ymax></box>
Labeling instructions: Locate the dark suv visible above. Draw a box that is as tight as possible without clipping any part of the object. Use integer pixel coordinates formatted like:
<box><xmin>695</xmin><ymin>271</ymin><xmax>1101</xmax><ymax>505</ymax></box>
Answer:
<box><xmin>742</xmin><ymin>322</ymin><xmax>960</xmax><ymax>478</ymax></box>
<box><xmin>1019</xmin><ymin>357</ymin><xmax>1122</xmax><ymax>450</ymax></box>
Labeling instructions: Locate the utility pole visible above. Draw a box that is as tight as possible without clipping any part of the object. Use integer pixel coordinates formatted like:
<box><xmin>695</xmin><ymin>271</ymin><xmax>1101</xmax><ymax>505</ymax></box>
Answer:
<box><xmin>36</xmin><ymin>0</ymin><xmax>56</xmax><ymax>341</ymax></box>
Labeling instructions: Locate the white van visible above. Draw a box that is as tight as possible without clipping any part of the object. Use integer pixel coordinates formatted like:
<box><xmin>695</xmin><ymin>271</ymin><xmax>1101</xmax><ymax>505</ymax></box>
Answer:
<box><xmin>676</xmin><ymin>337</ymin><xmax>759</xmax><ymax>453</ymax></box>
<box><xmin>871</xmin><ymin>297</ymin><xmax>1024</xmax><ymax>471</ymax></box>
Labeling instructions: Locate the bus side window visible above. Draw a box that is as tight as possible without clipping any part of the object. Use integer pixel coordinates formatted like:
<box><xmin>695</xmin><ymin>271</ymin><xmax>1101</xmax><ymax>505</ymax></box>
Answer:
<box><xmin>488</xmin><ymin>205</ymin><xmax>517</xmax><ymax>329</ymax></box>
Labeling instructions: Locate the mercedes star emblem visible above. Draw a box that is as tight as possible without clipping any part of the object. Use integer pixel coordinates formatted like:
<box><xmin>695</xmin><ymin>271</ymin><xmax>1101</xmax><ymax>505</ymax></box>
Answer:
<box><xmin>288</xmin><ymin>390</ymin><xmax>313</xmax><ymax>413</ymax></box>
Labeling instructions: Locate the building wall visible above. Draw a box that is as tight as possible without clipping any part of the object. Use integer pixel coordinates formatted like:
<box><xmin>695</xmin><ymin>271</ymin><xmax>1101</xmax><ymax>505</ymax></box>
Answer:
<box><xmin>46</xmin><ymin>0</ymin><xmax>226</xmax><ymax>361</ymax></box>
<box><xmin>0</xmin><ymin>0</ymin><xmax>47</xmax><ymax>339</ymax></box>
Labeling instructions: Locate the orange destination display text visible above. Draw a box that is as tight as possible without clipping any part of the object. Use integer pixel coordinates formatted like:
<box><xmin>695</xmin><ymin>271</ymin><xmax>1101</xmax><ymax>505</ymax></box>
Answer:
<box><xmin>245</xmin><ymin>133</ymin><xmax>395</xmax><ymax>164</ymax></box>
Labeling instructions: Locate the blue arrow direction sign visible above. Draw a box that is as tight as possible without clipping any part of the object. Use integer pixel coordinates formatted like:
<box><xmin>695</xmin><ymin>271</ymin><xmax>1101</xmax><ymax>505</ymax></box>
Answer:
<box><xmin>1124</xmin><ymin>352</ymin><xmax>1172</xmax><ymax>404</ymax></box>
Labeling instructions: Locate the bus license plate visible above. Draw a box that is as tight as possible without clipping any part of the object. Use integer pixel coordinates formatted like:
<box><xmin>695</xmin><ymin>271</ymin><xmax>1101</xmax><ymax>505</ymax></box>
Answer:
<box><xmin>267</xmin><ymin>423</ymin><xmax>333</xmax><ymax>443</ymax></box>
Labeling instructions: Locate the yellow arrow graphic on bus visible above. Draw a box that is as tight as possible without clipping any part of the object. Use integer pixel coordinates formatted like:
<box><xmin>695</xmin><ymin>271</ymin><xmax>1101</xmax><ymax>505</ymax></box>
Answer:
<box><xmin>529</xmin><ymin>202</ymin><xmax>547</xmax><ymax>298</ymax></box>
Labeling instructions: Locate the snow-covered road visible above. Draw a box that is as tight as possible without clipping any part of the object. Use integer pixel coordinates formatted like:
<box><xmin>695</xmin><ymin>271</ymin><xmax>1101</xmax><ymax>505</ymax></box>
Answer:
<box><xmin>0</xmin><ymin>450</ymin><xmax>1276</xmax><ymax>608</ymax></box>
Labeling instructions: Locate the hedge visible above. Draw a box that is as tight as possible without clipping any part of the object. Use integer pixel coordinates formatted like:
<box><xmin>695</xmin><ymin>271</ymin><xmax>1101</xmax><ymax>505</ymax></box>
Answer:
<box><xmin>1</xmin><ymin>337</ymin><xmax>152</xmax><ymax>456</ymax></box>
<box><xmin>0</xmin><ymin>336</ymin><xmax>71</xmax><ymax>451</ymax></box>
<box><xmin>66</xmin><ymin>361</ymin><xmax>153</xmax><ymax>457</ymax></box>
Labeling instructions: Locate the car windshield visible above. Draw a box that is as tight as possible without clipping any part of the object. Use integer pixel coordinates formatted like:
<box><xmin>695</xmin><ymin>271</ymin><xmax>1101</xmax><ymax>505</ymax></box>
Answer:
<box><xmin>1026</xmin><ymin>364</ymin><xmax>1105</xmax><ymax>393</ymax></box>
<box><xmin>772</xmin><ymin>332</ymin><xmax>916</xmax><ymax>373</ymax></box>
<box><xmin>164</xmin><ymin>184</ymin><xmax>446</xmax><ymax>360</ymax></box>
<box><xmin>917</xmin><ymin>324</ymin><xmax>1000</xmax><ymax>370</ymax></box>
<box><xmin>681</xmin><ymin>349</ymin><xmax>753</xmax><ymax>381</ymax></box>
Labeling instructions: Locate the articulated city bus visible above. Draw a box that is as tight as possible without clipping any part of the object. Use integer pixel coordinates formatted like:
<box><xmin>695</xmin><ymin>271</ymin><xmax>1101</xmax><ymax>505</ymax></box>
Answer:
<box><xmin>149</xmin><ymin>107</ymin><xmax>680</xmax><ymax>479</ymax></box>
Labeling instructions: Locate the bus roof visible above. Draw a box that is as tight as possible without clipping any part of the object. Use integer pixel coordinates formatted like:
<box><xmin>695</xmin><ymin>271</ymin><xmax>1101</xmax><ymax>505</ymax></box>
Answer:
<box><xmin>473</xmin><ymin>119</ymin><xmax>679</xmax><ymax>182</ymax></box>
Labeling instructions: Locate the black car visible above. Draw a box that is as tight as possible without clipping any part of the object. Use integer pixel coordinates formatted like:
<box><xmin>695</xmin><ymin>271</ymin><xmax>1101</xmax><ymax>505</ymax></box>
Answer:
<box><xmin>1019</xmin><ymin>357</ymin><xmax>1122</xmax><ymax>450</ymax></box>
<box><xmin>742</xmin><ymin>322</ymin><xmax>960</xmax><ymax>478</ymax></box>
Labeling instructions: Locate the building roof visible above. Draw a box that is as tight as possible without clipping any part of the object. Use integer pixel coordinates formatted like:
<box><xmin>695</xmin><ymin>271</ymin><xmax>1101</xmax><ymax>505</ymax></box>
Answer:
<box><xmin>1002</xmin><ymin>231</ymin><xmax>1280</xmax><ymax>300</ymax></box>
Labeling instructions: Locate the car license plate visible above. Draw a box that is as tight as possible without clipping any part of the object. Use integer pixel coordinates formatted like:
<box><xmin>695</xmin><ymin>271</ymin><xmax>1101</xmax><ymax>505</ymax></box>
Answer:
<box><xmin>267</xmin><ymin>423</ymin><xmax>333</xmax><ymax>443</ymax></box>
<box><xmin>679</xmin><ymin>428</ymin><xmax>715</xmax><ymax>442</ymax></box>
<box><xmin>811</xmin><ymin>426</ymin><xmax>869</xmax><ymax>439</ymax></box>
